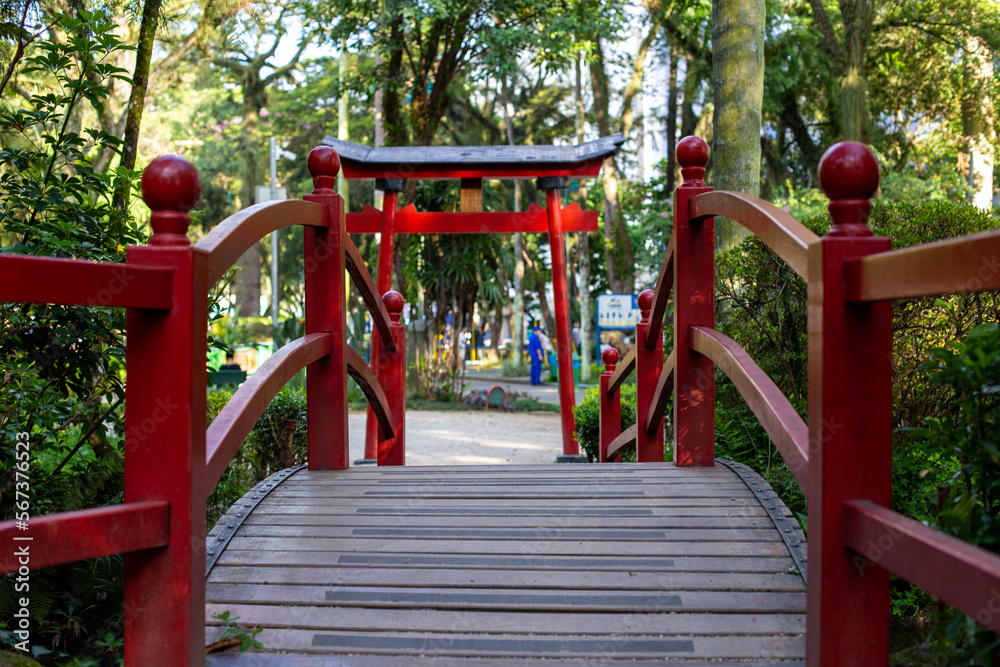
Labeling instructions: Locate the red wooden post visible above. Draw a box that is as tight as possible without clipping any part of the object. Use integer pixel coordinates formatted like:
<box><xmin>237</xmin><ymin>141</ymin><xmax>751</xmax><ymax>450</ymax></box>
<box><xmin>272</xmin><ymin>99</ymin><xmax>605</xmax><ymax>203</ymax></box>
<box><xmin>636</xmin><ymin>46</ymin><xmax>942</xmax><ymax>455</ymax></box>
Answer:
<box><xmin>377</xmin><ymin>290</ymin><xmax>407</xmax><ymax>466</ymax></box>
<box><xmin>598</xmin><ymin>348</ymin><xmax>621</xmax><ymax>463</ymax></box>
<box><xmin>672</xmin><ymin>136</ymin><xmax>715</xmax><ymax>467</ymax></box>
<box><xmin>540</xmin><ymin>177</ymin><xmax>585</xmax><ymax>462</ymax></box>
<box><xmin>124</xmin><ymin>156</ymin><xmax>206</xmax><ymax>664</ymax></box>
<box><xmin>364</xmin><ymin>179</ymin><xmax>405</xmax><ymax>464</ymax></box>
<box><xmin>303</xmin><ymin>147</ymin><xmax>349</xmax><ymax>470</ymax></box>
<box><xmin>635</xmin><ymin>289</ymin><xmax>664</xmax><ymax>462</ymax></box>
<box><xmin>806</xmin><ymin>143</ymin><xmax>892</xmax><ymax>666</ymax></box>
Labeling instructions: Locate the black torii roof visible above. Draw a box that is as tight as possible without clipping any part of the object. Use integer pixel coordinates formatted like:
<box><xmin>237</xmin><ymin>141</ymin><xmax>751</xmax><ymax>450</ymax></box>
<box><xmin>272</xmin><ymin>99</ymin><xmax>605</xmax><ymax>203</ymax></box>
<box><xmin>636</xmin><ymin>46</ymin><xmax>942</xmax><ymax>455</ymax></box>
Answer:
<box><xmin>322</xmin><ymin>133</ymin><xmax>625</xmax><ymax>180</ymax></box>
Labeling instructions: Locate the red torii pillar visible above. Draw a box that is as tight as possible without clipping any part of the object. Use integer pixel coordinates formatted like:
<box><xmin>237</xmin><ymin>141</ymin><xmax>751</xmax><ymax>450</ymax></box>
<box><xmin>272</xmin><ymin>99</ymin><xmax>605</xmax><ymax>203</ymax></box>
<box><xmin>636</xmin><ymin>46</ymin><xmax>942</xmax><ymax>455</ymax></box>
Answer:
<box><xmin>360</xmin><ymin>177</ymin><xmax>405</xmax><ymax>465</ymax></box>
<box><xmin>539</xmin><ymin>176</ymin><xmax>585</xmax><ymax>461</ymax></box>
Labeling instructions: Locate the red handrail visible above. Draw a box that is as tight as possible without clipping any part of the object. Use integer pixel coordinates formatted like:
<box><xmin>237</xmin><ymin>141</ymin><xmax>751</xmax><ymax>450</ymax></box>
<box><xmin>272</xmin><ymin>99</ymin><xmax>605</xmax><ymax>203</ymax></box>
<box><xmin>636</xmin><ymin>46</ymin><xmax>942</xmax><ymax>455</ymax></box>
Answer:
<box><xmin>0</xmin><ymin>145</ymin><xmax>409</xmax><ymax>663</ymax></box>
<box><xmin>600</xmin><ymin>134</ymin><xmax>1000</xmax><ymax>666</ymax></box>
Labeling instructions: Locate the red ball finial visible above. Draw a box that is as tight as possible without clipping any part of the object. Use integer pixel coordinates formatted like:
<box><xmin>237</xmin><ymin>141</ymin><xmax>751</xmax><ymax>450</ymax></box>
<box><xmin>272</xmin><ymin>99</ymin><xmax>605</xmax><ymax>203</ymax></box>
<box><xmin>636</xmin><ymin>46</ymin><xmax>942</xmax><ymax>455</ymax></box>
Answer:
<box><xmin>602</xmin><ymin>347</ymin><xmax>619</xmax><ymax>372</ymax></box>
<box><xmin>818</xmin><ymin>141</ymin><xmax>880</xmax><ymax>237</ymax></box>
<box><xmin>141</xmin><ymin>155</ymin><xmax>200</xmax><ymax>247</ymax></box>
<box><xmin>382</xmin><ymin>290</ymin><xmax>404</xmax><ymax>323</ymax></box>
<box><xmin>676</xmin><ymin>136</ymin><xmax>709</xmax><ymax>187</ymax></box>
<box><xmin>308</xmin><ymin>146</ymin><xmax>341</xmax><ymax>194</ymax></box>
<box><xmin>638</xmin><ymin>289</ymin><xmax>655</xmax><ymax>321</ymax></box>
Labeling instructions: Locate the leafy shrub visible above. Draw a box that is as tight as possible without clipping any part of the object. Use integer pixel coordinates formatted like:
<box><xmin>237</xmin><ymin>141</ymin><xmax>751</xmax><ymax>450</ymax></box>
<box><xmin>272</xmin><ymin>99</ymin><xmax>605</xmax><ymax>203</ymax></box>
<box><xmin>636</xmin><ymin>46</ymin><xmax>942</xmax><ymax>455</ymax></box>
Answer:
<box><xmin>910</xmin><ymin>324</ymin><xmax>1000</xmax><ymax>663</ymax></box>
<box><xmin>714</xmin><ymin>198</ymin><xmax>1000</xmax><ymax>629</ymax></box>
<box><xmin>574</xmin><ymin>383</ymin><xmax>637</xmax><ymax>462</ymax></box>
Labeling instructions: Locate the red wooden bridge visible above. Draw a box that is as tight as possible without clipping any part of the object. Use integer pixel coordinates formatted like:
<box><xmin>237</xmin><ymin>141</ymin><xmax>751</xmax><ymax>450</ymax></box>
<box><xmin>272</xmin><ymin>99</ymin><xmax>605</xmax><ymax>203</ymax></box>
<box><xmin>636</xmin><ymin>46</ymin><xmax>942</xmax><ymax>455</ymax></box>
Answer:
<box><xmin>3</xmin><ymin>137</ymin><xmax>1000</xmax><ymax>666</ymax></box>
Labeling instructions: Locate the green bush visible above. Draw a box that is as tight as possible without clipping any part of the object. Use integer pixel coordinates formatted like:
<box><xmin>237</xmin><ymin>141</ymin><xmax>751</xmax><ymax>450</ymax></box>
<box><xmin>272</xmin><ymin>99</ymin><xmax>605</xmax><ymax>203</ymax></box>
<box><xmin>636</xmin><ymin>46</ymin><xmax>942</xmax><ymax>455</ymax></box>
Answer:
<box><xmin>574</xmin><ymin>383</ymin><xmax>638</xmax><ymax>462</ymax></box>
<box><xmin>206</xmin><ymin>387</ymin><xmax>308</xmax><ymax>527</ymax></box>
<box><xmin>910</xmin><ymin>324</ymin><xmax>1000</xmax><ymax>663</ymax></box>
<box><xmin>715</xmin><ymin>198</ymin><xmax>1000</xmax><ymax>632</ymax></box>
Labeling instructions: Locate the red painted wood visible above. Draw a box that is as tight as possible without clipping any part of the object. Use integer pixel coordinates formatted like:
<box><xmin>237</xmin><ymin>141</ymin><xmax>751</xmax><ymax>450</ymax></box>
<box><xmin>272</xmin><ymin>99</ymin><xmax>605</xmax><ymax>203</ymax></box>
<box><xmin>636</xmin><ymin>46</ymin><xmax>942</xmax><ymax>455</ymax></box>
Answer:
<box><xmin>0</xmin><ymin>502</ymin><xmax>169</xmax><ymax>573</ymax></box>
<box><xmin>844</xmin><ymin>501</ymin><xmax>1000</xmax><ymax>634</ymax></box>
<box><xmin>544</xmin><ymin>186</ymin><xmax>579</xmax><ymax>456</ymax></box>
<box><xmin>346</xmin><ymin>203</ymin><xmax>599</xmax><ymax>235</ymax></box>
<box><xmin>635</xmin><ymin>290</ymin><xmax>664</xmax><ymax>462</ymax></box>
<box><xmin>124</xmin><ymin>154</ymin><xmax>207</xmax><ymax>664</ymax></box>
<box><xmin>205</xmin><ymin>333</ymin><xmax>332</xmax><ymax>490</ymax></box>
<box><xmin>196</xmin><ymin>200</ymin><xmax>326</xmax><ymax>286</ymax></box>
<box><xmin>303</xmin><ymin>147</ymin><xmax>350</xmax><ymax>471</ymax></box>
<box><xmin>377</xmin><ymin>291</ymin><xmax>406</xmax><ymax>466</ymax></box>
<box><xmin>344</xmin><ymin>233</ymin><xmax>394</xmax><ymax>350</ymax></box>
<box><xmin>141</xmin><ymin>155</ymin><xmax>201</xmax><ymax>247</ymax></box>
<box><xmin>599</xmin><ymin>348</ymin><xmax>621</xmax><ymax>463</ymax></box>
<box><xmin>340</xmin><ymin>157</ymin><xmax>608</xmax><ymax>180</ymax></box>
<box><xmin>645</xmin><ymin>234</ymin><xmax>674</xmax><ymax>349</ymax></box>
<box><xmin>366</xmin><ymin>190</ymin><xmax>399</xmax><ymax>462</ymax></box>
<box><xmin>345</xmin><ymin>346</ymin><xmax>395</xmax><ymax>440</ymax></box>
<box><xmin>689</xmin><ymin>326</ymin><xmax>809</xmax><ymax>493</ymax></box>
<box><xmin>0</xmin><ymin>255</ymin><xmax>174</xmax><ymax>309</ymax></box>
<box><xmin>806</xmin><ymin>141</ymin><xmax>892</xmax><ymax>667</ymax></box>
<box><xmin>672</xmin><ymin>137</ymin><xmax>715</xmax><ymax>468</ymax></box>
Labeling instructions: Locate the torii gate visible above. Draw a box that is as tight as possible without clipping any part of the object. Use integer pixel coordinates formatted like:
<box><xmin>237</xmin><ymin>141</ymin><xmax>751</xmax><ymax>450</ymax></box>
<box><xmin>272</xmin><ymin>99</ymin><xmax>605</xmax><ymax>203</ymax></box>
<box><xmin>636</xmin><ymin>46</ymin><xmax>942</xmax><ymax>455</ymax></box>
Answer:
<box><xmin>323</xmin><ymin>133</ymin><xmax>625</xmax><ymax>463</ymax></box>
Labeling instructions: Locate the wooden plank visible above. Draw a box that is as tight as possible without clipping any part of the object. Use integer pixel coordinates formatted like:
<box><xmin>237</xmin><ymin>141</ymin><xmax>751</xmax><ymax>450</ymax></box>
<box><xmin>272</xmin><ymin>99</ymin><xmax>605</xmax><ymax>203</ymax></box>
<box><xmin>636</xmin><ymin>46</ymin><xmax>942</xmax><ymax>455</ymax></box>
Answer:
<box><xmin>220</xmin><ymin>536</ymin><xmax>792</xmax><ymax>557</ymax></box>
<box><xmin>205</xmin><ymin>627</ymin><xmax>805</xmax><ymax>660</ymax></box>
<box><xmin>205</xmin><ymin>603</ymin><xmax>805</xmax><ymax>636</ymax></box>
<box><xmin>230</xmin><ymin>524</ymin><xmax>782</xmax><ymax>543</ymax></box>
<box><xmin>206</xmin><ymin>582</ymin><xmax>805</xmax><ymax>613</ymax></box>
<box><xmin>267</xmin><ymin>483</ymin><xmax>752</xmax><ymax>498</ymax></box>
<box><xmin>248</xmin><ymin>504</ymin><xmax>773</xmax><ymax>518</ymax></box>
<box><xmin>256</xmin><ymin>496</ymin><xmax>763</xmax><ymax>508</ymax></box>
<box><xmin>207</xmin><ymin>566</ymin><xmax>805</xmax><ymax>591</ymax></box>
<box><xmin>239</xmin><ymin>514</ymin><xmax>779</xmax><ymax>529</ymax></box>
<box><xmin>213</xmin><ymin>550</ymin><xmax>796</xmax><ymax>572</ymax></box>
<box><xmin>207</xmin><ymin>654</ymin><xmax>802</xmax><ymax>667</ymax></box>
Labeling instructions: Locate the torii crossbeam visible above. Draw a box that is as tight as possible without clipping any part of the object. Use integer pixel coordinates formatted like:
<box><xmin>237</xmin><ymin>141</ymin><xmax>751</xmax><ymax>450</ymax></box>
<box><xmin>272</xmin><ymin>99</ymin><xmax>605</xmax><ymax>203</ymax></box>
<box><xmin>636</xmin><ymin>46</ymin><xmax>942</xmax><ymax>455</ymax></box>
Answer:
<box><xmin>323</xmin><ymin>133</ymin><xmax>625</xmax><ymax>462</ymax></box>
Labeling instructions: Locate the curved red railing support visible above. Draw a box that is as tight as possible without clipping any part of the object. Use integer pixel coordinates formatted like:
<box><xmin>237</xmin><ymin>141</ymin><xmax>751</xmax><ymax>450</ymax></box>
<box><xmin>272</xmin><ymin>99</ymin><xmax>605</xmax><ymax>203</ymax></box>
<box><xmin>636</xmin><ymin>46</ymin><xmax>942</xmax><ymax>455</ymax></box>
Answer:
<box><xmin>689</xmin><ymin>326</ymin><xmax>809</xmax><ymax>493</ymax></box>
<box><xmin>644</xmin><ymin>234</ymin><xmax>674</xmax><ymax>348</ymax></box>
<box><xmin>689</xmin><ymin>191</ymin><xmax>817</xmax><ymax>279</ymax></box>
<box><xmin>345</xmin><ymin>345</ymin><xmax>395</xmax><ymax>441</ymax></box>
<box><xmin>604</xmin><ymin>345</ymin><xmax>636</xmax><ymax>398</ymax></box>
<box><xmin>204</xmin><ymin>333</ymin><xmax>332</xmax><ymax>490</ymax></box>
<box><xmin>343</xmin><ymin>232</ymin><xmax>395</xmax><ymax>350</ymax></box>
<box><xmin>644</xmin><ymin>349</ymin><xmax>676</xmax><ymax>437</ymax></box>
<box><xmin>196</xmin><ymin>200</ymin><xmax>327</xmax><ymax>286</ymax></box>
<box><xmin>606</xmin><ymin>424</ymin><xmax>638</xmax><ymax>461</ymax></box>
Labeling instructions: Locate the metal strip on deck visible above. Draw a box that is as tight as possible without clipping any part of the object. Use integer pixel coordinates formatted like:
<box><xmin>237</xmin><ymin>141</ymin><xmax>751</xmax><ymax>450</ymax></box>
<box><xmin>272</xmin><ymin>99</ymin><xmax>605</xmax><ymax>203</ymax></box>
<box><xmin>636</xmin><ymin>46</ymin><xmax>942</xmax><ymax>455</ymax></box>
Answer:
<box><xmin>205</xmin><ymin>463</ymin><xmax>806</xmax><ymax>665</ymax></box>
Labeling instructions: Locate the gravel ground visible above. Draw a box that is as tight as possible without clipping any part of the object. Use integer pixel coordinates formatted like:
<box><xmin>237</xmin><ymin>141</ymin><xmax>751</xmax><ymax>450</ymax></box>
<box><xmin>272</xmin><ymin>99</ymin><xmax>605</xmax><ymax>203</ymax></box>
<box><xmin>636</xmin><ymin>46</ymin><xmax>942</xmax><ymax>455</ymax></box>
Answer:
<box><xmin>347</xmin><ymin>409</ymin><xmax>565</xmax><ymax>466</ymax></box>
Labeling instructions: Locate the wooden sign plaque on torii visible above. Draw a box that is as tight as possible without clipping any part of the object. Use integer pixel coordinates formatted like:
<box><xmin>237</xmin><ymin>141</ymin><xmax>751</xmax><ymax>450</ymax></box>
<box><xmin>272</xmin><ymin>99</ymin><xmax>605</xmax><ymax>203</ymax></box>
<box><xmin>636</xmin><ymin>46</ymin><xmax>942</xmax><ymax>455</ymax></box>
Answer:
<box><xmin>323</xmin><ymin>133</ymin><xmax>625</xmax><ymax>462</ymax></box>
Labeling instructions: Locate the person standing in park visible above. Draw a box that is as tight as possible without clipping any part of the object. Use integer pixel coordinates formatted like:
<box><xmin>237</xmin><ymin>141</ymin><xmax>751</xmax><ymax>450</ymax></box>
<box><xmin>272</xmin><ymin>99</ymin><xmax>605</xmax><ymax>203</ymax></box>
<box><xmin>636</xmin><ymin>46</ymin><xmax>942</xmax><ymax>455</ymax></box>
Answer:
<box><xmin>528</xmin><ymin>326</ymin><xmax>544</xmax><ymax>385</ymax></box>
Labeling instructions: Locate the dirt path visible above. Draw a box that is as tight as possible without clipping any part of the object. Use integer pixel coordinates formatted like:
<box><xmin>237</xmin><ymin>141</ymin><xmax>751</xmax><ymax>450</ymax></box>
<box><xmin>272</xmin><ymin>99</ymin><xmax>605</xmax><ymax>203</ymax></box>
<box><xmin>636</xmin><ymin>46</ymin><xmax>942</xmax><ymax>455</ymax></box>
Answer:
<box><xmin>347</xmin><ymin>409</ymin><xmax>565</xmax><ymax>466</ymax></box>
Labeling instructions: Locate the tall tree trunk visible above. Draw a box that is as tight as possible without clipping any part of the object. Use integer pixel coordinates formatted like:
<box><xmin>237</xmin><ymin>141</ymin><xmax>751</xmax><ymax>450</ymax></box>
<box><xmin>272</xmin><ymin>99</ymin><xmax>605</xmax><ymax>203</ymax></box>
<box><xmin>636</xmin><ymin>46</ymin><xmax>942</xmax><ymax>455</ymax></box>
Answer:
<box><xmin>711</xmin><ymin>0</ymin><xmax>765</xmax><ymax>251</ymax></box>
<box><xmin>382</xmin><ymin>15</ymin><xmax>408</xmax><ymax>147</ymax></box>
<box><xmin>589</xmin><ymin>36</ymin><xmax>635</xmax><ymax>294</ymax></box>
<box><xmin>666</xmin><ymin>46</ymin><xmax>680</xmax><ymax>193</ymax></box>
<box><xmin>839</xmin><ymin>0</ymin><xmax>873</xmax><ymax>142</ymax></box>
<box><xmin>113</xmin><ymin>0</ymin><xmax>161</xmax><ymax>209</ymax></box>
<box><xmin>575</xmin><ymin>53</ymin><xmax>593</xmax><ymax>381</ymax></box>
<box><xmin>235</xmin><ymin>89</ymin><xmax>263</xmax><ymax>318</ymax></box>
<box><xmin>680</xmin><ymin>57</ymin><xmax>701</xmax><ymax>139</ymax></box>
<box><xmin>962</xmin><ymin>37</ymin><xmax>995</xmax><ymax>210</ymax></box>
<box><xmin>503</xmin><ymin>77</ymin><xmax>526</xmax><ymax>365</ymax></box>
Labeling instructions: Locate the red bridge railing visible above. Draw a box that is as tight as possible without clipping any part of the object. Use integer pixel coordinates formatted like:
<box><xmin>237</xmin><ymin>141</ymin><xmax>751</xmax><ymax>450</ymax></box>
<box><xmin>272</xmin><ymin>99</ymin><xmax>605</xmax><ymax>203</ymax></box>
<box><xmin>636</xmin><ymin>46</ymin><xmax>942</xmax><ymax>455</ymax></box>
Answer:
<box><xmin>600</xmin><ymin>135</ymin><xmax>1000</xmax><ymax>665</ymax></box>
<box><xmin>0</xmin><ymin>146</ymin><xmax>406</xmax><ymax>663</ymax></box>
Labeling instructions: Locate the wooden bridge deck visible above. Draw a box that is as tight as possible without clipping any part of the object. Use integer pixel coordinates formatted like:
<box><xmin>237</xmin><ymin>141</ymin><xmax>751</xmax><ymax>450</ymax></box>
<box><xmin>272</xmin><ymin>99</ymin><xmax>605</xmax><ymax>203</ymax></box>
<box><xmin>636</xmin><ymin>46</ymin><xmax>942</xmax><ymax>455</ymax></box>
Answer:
<box><xmin>204</xmin><ymin>462</ymin><xmax>807</xmax><ymax>665</ymax></box>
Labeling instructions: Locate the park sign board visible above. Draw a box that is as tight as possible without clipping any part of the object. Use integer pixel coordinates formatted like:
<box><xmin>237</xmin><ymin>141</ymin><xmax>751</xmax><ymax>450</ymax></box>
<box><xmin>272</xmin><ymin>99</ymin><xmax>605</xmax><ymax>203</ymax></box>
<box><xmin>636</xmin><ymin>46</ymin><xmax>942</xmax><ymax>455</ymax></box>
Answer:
<box><xmin>597</xmin><ymin>293</ymin><xmax>641</xmax><ymax>329</ymax></box>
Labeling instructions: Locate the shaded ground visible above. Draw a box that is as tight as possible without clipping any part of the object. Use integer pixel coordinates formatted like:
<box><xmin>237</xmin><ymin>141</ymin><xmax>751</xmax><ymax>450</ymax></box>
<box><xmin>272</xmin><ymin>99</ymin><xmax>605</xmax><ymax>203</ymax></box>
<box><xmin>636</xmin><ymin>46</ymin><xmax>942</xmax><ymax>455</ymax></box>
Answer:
<box><xmin>348</xmin><ymin>410</ymin><xmax>565</xmax><ymax>465</ymax></box>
